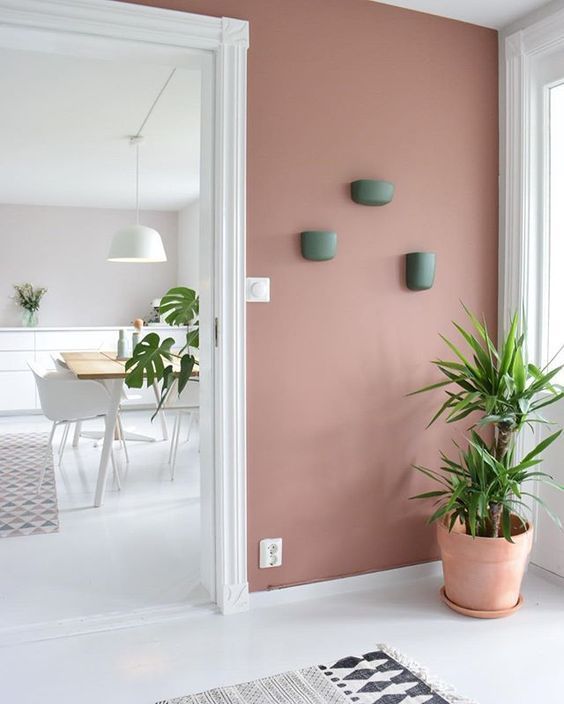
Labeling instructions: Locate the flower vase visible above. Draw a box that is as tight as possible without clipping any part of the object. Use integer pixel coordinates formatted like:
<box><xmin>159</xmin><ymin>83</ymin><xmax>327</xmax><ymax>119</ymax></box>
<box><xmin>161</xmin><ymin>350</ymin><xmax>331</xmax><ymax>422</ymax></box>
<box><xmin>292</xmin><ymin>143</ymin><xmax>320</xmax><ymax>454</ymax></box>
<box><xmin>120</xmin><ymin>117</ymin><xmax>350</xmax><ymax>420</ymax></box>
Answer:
<box><xmin>22</xmin><ymin>309</ymin><xmax>38</xmax><ymax>327</ymax></box>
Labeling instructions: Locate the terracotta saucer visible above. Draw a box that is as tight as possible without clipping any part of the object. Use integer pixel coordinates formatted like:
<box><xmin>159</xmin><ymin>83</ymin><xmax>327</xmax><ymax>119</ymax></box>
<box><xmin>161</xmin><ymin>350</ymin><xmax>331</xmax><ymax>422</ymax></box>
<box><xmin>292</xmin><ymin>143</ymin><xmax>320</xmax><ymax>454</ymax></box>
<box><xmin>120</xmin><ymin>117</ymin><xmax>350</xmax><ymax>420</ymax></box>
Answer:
<box><xmin>440</xmin><ymin>586</ymin><xmax>524</xmax><ymax>619</ymax></box>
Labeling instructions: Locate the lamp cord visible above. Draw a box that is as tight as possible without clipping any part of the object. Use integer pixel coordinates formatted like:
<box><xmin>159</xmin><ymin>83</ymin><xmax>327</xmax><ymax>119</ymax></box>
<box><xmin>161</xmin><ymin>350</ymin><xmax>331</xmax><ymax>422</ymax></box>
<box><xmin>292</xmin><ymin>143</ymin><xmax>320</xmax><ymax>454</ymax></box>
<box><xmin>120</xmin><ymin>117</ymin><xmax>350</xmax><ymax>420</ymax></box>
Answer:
<box><xmin>135</xmin><ymin>67</ymin><xmax>177</xmax><ymax>138</ymax></box>
<box><xmin>135</xmin><ymin>142</ymin><xmax>140</xmax><ymax>225</ymax></box>
<box><xmin>131</xmin><ymin>67</ymin><xmax>177</xmax><ymax>222</ymax></box>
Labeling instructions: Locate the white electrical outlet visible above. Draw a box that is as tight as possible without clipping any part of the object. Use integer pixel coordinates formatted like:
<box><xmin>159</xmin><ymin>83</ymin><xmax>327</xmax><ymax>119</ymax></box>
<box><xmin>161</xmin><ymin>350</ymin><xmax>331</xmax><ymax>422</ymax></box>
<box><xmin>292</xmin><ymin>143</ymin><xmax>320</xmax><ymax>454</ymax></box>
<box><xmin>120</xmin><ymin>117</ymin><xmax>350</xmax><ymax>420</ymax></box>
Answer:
<box><xmin>259</xmin><ymin>538</ymin><xmax>283</xmax><ymax>568</ymax></box>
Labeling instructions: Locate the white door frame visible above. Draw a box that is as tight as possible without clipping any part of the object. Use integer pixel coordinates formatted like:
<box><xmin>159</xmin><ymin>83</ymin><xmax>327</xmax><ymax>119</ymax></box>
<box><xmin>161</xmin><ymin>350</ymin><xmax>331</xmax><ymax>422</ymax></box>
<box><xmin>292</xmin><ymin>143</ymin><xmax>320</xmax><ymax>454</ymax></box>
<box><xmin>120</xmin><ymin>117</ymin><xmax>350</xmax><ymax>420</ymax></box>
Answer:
<box><xmin>501</xmin><ymin>9</ymin><xmax>564</xmax><ymax>548</ymax></box>
<box><xmin>0</xmin><ymin>0</ymin><xmax>249</xmax><ymax>616</ymax></box>
<box><xmin>500</xmin><ymin>9</ymin><xmax>564</xmax><ymax>354</ymax></box>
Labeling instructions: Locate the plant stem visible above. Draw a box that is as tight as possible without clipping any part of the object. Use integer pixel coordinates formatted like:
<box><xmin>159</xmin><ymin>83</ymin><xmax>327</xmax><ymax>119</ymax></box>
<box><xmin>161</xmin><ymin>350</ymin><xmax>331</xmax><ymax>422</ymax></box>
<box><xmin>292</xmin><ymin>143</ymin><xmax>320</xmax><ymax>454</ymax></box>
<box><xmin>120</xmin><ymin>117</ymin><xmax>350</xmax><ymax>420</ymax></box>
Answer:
<box><xmin>489</xmin><ymin>502</ymin><xmax>502</xmax><ymax>538</ymax></box>
<box><xmin>495</xmin><ymin>422</ymin><xmax>513</xmax><ymax>461</ymax></box>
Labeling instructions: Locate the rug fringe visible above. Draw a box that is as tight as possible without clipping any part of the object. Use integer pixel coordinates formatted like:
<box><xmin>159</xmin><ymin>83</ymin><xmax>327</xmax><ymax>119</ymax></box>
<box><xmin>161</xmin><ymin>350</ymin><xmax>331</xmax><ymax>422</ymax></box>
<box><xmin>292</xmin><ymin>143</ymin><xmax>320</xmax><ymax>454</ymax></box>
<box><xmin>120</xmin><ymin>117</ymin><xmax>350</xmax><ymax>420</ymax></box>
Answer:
<box><xmin>377</xmin><ymin>643</ymin><xmax>479</xmax><ymax>704</ymax></box>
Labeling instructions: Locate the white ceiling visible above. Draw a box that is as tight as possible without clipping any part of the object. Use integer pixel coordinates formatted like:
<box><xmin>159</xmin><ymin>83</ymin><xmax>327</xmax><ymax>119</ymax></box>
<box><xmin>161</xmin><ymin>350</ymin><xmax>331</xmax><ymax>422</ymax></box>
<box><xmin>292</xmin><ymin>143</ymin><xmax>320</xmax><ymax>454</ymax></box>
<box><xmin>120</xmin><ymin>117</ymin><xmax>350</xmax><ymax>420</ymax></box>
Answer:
<box><xmin>0</xmin><ymin>48</ymin><xmax>201</xmax><ymax>211</ymax></box>
<box><xmin>371</xmin><ymin>0</ymin><xmax>552</xmax><ymax>29</ymax></box>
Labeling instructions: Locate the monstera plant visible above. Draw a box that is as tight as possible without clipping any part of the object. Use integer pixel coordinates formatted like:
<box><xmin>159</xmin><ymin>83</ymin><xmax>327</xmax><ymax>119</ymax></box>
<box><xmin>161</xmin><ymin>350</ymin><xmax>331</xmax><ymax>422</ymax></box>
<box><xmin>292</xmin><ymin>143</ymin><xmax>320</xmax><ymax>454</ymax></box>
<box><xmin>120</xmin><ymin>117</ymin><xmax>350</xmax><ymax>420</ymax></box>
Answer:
<box><xmin>410</xmin><ymin>307</ymin><xmax>564</xmax><ymax>617</ymax></box>
<box><xmin>125</xmin><ymin>286</ymin><xmax>199</xmax><ymax>417</ymax></box>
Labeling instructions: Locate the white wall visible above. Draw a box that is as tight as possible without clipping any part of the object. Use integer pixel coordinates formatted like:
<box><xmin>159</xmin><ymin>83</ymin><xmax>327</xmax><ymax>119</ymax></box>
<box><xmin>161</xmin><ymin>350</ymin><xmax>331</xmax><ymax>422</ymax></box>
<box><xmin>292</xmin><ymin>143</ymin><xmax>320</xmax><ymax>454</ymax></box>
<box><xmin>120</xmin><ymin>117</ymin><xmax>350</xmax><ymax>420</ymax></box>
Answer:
<box><xmin>0</xmin><ymin>203</ymin><xmax>178</xmax><ymax>327</ymax></box>
<box><xmin>177</xmin><ymin>199</ymin><xmax>199</xmax><ymax>290</ymax></box>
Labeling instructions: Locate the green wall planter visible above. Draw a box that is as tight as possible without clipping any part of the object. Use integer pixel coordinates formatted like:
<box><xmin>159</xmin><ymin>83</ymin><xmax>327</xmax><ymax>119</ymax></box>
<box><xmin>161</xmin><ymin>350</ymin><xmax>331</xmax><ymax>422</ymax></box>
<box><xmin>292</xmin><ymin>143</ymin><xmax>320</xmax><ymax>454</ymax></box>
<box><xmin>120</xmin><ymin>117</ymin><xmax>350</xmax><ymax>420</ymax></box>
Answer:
<box><xmin>351</xmin><ymin>179</ymin><xmax>394</xmax><ymax>206</ymax></box>
<box><xmin>406</xmin><ymin>252</ymin><xmax>436</xmax><ymax>291</ymax></box>
<box><xmin>300</xmin><ymin>230</ymin><xmax>337</xmax><ymax>261</ymax></box>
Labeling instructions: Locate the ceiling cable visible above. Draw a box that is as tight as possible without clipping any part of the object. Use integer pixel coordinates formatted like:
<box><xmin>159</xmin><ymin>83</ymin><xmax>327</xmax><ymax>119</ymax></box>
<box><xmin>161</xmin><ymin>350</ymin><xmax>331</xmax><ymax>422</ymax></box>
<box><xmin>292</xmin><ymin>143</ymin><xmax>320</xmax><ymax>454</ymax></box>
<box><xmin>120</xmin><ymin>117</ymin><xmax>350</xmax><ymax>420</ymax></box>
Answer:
<box><xmin>128</xmin><ymin>67</ymin><xmax>177</xmax><ymax>224</ymax></box>
<box><xmin>134</xmin><ymin>67</ymin><xmax>177</xmax><ymax>138</ymax></box>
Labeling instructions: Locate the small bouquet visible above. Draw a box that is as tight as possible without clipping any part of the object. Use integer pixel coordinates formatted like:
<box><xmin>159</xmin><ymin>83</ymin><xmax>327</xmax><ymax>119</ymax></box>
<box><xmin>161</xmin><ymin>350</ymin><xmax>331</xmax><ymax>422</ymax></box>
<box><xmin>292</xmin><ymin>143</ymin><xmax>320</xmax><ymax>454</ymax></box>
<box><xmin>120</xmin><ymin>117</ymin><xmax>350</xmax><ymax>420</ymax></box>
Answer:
<box><xmin>13</xmin><ymin>283</ymin><xmax>47</xmax><ymax>327</ymax></box>
<box><xmin>13</xmin><ymin>283</ymin><xmax>47</xmax><ymax>312</ymax></box>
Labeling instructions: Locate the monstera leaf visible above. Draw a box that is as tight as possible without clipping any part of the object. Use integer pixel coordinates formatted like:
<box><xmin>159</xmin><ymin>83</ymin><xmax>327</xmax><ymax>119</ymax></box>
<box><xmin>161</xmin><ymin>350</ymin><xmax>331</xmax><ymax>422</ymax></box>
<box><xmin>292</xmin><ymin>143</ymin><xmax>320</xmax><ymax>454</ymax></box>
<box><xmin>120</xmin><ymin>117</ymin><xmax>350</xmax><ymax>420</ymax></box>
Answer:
<box><xmin>178</xmin><ymin>354</ymin><xmax>197</xmax><ymax>394</ymax></box>
<box><xmin>159</xmin><ymin>287</ymin><xmax>199</xmax><ymax>327</ymax></box>
<box><xmin>125</xmin><ymin>286</ymin><xmax>200</xmax><ymax>419</ymax></box>
<box><xmin>125</xmin><ymin>333</ymin><xmax>175</xmax><ymax>389</ymax></box>
<box><xmin>185</xmin><ymin>326</ymin><xmax>199</xmax><ymax>350</ymax></box>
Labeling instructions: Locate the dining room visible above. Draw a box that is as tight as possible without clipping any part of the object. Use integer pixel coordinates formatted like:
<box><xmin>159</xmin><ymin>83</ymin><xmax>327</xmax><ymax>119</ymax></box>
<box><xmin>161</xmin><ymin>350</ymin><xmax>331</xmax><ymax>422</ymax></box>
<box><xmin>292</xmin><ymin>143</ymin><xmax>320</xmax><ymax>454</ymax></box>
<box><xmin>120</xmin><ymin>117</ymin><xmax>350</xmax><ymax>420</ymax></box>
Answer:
<box><xmin>0</xmin><ymin>44</ymin><xmax>209</xmax><ymax>633</ymax></box>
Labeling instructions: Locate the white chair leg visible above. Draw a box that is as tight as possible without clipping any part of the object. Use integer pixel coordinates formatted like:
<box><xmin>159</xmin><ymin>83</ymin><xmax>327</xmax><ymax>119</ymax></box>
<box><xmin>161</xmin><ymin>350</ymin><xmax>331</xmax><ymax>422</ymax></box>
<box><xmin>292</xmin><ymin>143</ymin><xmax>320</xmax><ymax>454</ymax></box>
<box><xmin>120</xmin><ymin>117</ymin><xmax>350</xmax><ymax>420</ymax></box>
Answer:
<box><xmin>169</xmin><ymin>414</ymin><xmax>182</xmax><ymax>480</ymax></box>
<box><xmin>168</xmin><ymin>413</ymin><xmax>179</xmax><ymax>465</ymax></box>
<box><xmin>38</xmin><ymin>422</ymin><xmax>57</xmax><ymax>493</ymax></box>
<box><xmin>116</xmin><ymin>415</ymin><xmax>130</xmax><ymax>464</ymax></box>
<box><xmin>110</xmin><ymin>449</ymin><xmax>121</xmax><ymax>491</ymax></box>
<box><xmin>170</xmin><ymin>414</ymin><xmax>184</xmax><ymax>481</ymax></box>
<box><xmin>72</xmin><ymin>420</ymin><xmax>82</xmax><ymax>448</ymax></box>
<box><xmin>58</xmin><ymin>422</ymin><xmax>70</xmax><ymax>464</ymax></box>
<box><xmin>153</xmin><ymin>380</ymin><xmax>169</xmax><ymax>441</ymax></box>
<box><xmin>184</xmin><ymin>411</ymin><xmax>195</xmax><ymax>444</ymax></box>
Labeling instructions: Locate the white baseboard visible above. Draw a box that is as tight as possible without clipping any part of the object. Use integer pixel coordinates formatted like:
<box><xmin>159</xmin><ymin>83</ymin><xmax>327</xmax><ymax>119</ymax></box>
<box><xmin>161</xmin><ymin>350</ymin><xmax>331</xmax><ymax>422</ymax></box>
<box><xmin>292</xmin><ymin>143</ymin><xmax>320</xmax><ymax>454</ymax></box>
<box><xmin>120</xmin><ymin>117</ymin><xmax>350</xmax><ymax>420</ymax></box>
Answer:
<box><xmin>250</xmin><ymin>561</ymin><xmax>442</xmax><ymax>609</ymax></box>
<box><xmin>1</xmin><ymin>562</ymin><xmax>443</xmax><ymax>646</ymax></box>
<box><xmin>530</xmin><ymin>562</ymin><xmax>564</xmax><ymax>587</ymax></box>
<box><xmin>0</xmin><ymin>596</ymin><xmax>213</xmax><ymax>647</ymax></box>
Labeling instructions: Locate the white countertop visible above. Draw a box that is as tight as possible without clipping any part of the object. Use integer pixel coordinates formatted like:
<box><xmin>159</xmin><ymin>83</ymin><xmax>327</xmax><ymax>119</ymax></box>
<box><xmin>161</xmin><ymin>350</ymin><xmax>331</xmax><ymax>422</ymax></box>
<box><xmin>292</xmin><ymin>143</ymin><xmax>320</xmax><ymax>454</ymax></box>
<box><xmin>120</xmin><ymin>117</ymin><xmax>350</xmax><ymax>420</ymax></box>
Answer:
<box><xmin>0</xmin><ymin>324</ymin><xmax>178</xmax><ymax>332</ymax></box>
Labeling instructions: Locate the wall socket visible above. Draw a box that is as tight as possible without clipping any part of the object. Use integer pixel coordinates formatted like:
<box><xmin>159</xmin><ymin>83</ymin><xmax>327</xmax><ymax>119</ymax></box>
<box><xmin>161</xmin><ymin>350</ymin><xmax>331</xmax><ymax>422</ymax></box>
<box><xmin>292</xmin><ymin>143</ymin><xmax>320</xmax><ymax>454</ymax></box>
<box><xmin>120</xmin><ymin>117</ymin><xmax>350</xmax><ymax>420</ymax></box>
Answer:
<box><xmin>259</xmin><ymin>538</ymin><xmax>283</xmax><ymax>568</ymax></box>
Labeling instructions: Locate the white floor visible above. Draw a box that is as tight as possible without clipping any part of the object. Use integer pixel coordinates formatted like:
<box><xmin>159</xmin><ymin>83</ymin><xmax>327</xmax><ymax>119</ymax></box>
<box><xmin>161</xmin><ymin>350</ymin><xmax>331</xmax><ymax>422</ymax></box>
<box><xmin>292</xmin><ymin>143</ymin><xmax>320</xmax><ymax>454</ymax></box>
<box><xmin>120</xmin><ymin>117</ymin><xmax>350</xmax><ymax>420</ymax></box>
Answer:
<box><xmin>0</xmin><ymin>410</ymin><xmax>203</xmax><ymax>630</ymax></box>
<box><xmin>0</xmin><ymin>565</ymin><xmax>561</xmax><ymax>703</ymax></box>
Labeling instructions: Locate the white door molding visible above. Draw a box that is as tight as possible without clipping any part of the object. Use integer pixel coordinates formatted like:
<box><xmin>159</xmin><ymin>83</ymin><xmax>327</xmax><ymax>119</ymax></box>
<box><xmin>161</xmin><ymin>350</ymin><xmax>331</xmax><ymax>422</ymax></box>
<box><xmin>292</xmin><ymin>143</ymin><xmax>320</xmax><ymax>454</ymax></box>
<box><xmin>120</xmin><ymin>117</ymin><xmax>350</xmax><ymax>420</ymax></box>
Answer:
<box><xmin>213</xmin><ymin>16</ymin><xmax>250</xmax><ymax>615</ymax></box>
<box><xmin>501</xmin><ymin>9</ymin><xmax>564</xmax><ymax>557</ymax></box>
<box><xmin>0</xmin><ymin>0</ymin><xmax>249</xmax><ymax>619</ymax></box>
<box><xmin>500</xmin><ymin>9</ymin><xmax>564</xmax><ymax>355</ymax></box>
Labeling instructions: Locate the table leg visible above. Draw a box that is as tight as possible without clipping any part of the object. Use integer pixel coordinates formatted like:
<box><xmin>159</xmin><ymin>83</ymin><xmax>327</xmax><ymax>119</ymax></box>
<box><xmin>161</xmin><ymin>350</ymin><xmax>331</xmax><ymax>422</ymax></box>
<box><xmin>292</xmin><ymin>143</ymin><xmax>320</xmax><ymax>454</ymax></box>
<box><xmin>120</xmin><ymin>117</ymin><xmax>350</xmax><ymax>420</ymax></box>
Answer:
<box><xmin>94</xmin><ymin>379</ymin><xmax>123</xmax><ymax>507</ymax></box>
<box><xmin>153</xmin><ymin>380</ymin><xmax>169</xmax><ymax>441</ymax></box>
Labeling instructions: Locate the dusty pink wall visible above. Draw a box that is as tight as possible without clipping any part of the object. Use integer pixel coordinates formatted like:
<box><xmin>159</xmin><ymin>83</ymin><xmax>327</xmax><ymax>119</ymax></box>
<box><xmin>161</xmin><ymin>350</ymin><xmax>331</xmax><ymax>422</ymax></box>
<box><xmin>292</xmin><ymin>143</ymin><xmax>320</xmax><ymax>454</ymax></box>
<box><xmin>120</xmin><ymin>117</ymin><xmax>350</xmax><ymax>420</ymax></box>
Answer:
<box><xmin>122</xmin><ymin>0</ymin><xmax>499</xmax><ymax>590</ymax></box>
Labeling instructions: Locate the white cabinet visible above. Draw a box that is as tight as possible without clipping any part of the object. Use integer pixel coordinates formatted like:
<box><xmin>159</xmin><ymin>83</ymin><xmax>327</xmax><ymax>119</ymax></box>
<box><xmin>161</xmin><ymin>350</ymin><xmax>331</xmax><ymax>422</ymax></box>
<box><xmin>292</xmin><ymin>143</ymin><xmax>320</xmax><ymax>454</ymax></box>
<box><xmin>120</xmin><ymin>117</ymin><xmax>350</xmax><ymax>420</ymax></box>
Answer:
<box><xmin>0</xmin><ymin>371</ymin><xmax>37</xmax><ymax>411</ymax></box>
<box><xmin>0</xmin><ymin>350</ymin><xmax>35</xmax><ymax>371</ymax></box>
<box><xmin>0</xmin><ymin>332</ymin><xmax>34</xmax><ymax>350</ymax></box>
<box><xmin>0</xmin><ymin>326</ymin><xmax>183</xmax><ymax>414</ymax></box>
<box><xmin>35</xmin><ymin>330</ymin><xmax>118</xmax><ymax>351</ymax></box>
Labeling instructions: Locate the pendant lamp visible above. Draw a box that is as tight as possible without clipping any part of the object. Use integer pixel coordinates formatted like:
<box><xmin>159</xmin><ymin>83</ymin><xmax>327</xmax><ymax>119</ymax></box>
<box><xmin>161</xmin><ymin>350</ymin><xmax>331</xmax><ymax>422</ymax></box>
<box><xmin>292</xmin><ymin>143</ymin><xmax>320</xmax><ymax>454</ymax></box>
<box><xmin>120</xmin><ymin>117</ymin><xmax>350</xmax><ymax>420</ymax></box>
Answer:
<box><xmin>108</xmin><ymin>136</ymin><xmax>167</xmax><ymax>263</ymax></box>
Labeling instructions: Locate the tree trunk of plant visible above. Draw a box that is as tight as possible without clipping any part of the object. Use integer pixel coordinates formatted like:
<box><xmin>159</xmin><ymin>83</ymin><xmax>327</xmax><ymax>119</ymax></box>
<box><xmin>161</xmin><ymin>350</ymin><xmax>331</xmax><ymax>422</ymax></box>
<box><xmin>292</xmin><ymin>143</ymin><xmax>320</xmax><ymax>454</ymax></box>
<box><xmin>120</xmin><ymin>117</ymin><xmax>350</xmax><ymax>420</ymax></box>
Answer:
<box><xmin>491</xmin><ymin>422</ymin><xmax>514</xmax><ymax>538</ymax></box>
<box><xmin>489</xmin><ymin>502</ymin><xmax>502</xmax><ymax>538</ymax></box>
<box><xmin>494</xmin><ymin>422</ymin><xmax>513</xmax><ymax>460</ymax></box>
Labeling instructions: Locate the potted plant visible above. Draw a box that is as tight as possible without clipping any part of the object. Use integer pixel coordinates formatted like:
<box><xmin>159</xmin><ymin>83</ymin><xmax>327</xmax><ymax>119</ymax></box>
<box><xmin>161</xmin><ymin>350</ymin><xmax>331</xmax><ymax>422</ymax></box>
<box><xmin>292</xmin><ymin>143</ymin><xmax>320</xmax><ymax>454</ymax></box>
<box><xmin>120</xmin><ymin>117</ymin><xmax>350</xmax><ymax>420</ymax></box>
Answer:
<box><xmin>411</xmin><ymin>308</ymin><xmax>564</xmax><ymax>618</ymax></box>
<box><xmin>13</xmin><ymin>283</ymin><xmax>47</xmax><ymax>327</ymax></box>
<box><xmin>125</xmin><ymin>286</ymin><xmax>199</xmax><ymax>415</ymax></box>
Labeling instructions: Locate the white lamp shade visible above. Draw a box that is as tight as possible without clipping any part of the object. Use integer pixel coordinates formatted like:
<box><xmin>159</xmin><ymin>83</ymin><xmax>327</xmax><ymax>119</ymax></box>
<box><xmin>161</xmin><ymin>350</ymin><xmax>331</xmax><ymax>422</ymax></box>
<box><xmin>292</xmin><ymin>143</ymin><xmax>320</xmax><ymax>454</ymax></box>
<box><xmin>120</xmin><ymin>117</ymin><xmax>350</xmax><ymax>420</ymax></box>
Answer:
<box><xmin>107</xmin><ymin>224</ymin><xmax>167</xmax><ymax>263</ymax></box>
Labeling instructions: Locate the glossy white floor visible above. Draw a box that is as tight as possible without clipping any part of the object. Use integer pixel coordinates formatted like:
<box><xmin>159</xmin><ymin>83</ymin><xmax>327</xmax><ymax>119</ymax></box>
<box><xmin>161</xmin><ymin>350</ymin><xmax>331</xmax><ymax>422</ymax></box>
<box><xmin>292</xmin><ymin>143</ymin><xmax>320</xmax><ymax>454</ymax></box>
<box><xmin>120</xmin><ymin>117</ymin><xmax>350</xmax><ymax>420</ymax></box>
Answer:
<box><xmin>0</xmin><ymin>564</ymin><xmax>561</xmax><ymax>703</ymax></box>
<box><xmin>0</xmin><ymin>410</ymin><xmax>204</xmax><ymax>631</ymax></box>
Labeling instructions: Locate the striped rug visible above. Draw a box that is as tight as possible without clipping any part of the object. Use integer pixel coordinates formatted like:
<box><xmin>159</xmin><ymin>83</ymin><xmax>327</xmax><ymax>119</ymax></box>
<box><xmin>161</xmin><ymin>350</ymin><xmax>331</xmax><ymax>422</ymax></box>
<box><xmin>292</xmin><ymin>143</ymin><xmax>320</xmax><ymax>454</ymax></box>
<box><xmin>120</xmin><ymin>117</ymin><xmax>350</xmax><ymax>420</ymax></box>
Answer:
<box><xmin>157</xmin><ymin>646</ymin><xmax>477</xmax><ymax>704</ymax></box>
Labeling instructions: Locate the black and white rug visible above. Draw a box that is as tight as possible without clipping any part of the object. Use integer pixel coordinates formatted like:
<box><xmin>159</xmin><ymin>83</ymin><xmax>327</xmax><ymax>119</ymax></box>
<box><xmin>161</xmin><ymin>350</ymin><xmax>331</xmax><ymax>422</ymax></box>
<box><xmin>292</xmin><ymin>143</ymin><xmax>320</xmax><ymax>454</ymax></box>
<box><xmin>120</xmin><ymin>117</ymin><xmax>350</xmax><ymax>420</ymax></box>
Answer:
<box><xmin>157</xmin><ymin>646</ymin><xmax>476</xmax><ymax>704</ymax></box>
<box><xmin>0</xmin><ymin>432</ymin><xmax>59</xmax><ymax>538</ymax></box>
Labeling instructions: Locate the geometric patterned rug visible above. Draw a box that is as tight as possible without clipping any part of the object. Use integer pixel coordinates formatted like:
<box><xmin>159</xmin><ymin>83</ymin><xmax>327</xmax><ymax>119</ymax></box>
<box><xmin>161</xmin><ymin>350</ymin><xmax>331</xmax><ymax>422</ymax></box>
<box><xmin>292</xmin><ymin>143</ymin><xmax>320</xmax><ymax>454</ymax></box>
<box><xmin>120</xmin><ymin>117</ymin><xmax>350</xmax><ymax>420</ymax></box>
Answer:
<box><xmin>0</xmin><ymin>433</ymin><xmax>59</xmax><ymax>538</ymax></box>
<box><xmin>157</xmin><ymin>646</ymin><xmax>477</xmax><ymax>704</ymax></box>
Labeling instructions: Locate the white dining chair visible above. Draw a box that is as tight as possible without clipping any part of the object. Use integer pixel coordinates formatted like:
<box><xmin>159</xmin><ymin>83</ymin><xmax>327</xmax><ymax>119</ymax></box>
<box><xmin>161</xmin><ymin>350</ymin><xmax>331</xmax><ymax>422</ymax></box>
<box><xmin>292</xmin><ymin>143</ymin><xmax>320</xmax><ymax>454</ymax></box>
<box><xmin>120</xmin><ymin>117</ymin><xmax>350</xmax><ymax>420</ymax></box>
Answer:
<box><xmin>29</xmin><ymin>362</ymin><xmax>121</xmax><ymax>492</ymax></box>
<box><xmin>52</xmin><ymin>353</ymin><xmax>130</xmax><ymax>463</ymax></box>
<box><xmin>165</xmin><ymin>380</ymin><xmax>200</xmax><ymax>480</ymax></box>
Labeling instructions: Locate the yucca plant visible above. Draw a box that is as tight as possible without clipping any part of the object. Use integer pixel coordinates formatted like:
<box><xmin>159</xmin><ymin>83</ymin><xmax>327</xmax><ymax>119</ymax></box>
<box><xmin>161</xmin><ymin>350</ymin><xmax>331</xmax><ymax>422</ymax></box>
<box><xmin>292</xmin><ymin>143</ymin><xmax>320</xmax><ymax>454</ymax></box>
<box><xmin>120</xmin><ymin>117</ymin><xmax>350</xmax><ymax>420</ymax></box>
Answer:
<box><xmin>125</xmin><ymin>286</ymin><xmax>199</xmax><ymax>417</ymax></box>
<box><xmin>414</xmin><ymin>431</ymin><xmax>562</xmax><ymax>540</ymax></box>
<box><xmin>411</xmin><ymin>307</ymin><xmax>564</xmax><ymax>539</ymax></box>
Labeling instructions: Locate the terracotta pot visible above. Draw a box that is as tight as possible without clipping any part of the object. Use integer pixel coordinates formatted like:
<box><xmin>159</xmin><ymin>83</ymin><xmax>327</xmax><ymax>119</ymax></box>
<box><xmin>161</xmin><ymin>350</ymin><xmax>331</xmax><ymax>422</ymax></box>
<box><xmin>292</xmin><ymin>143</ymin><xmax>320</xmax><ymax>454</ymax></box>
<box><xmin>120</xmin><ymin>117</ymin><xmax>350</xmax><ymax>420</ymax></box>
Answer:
<box><xmin>437</xmin><ymin>516</ymin><xmax>533</xmax><ymax>618</ymax></box>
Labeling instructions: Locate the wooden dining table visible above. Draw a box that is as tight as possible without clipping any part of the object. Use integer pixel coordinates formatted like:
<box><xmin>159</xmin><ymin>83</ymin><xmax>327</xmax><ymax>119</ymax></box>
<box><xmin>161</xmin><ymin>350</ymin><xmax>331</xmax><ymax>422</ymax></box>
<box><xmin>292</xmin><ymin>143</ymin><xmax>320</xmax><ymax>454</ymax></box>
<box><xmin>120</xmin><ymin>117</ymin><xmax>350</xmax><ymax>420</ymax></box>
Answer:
<box><xmin>61</xmin><ymin>350</ymin><xmax>182</xmax><ymax>507</ymax></box>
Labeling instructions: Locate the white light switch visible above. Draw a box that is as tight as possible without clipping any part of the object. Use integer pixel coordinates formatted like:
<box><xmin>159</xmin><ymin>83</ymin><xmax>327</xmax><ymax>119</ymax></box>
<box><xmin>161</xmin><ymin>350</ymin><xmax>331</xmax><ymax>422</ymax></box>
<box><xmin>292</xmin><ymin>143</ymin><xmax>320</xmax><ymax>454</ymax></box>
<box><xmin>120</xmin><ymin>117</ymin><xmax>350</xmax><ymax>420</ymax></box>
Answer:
<box><xmin>246</xmin><ymin>277</ymin><xmax>270</xmax><ymax>303</ymax></box>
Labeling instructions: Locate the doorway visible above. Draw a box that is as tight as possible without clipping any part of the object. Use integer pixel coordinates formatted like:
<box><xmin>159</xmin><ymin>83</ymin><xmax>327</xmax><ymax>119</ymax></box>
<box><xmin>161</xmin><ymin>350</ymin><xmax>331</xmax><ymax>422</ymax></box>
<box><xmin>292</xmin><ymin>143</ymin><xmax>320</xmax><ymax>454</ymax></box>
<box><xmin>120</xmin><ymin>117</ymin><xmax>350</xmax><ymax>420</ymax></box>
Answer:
<box><xmin>0</xmin><ymin>0</ymin><xmax>249</xmax><ymax>642</ymax></box>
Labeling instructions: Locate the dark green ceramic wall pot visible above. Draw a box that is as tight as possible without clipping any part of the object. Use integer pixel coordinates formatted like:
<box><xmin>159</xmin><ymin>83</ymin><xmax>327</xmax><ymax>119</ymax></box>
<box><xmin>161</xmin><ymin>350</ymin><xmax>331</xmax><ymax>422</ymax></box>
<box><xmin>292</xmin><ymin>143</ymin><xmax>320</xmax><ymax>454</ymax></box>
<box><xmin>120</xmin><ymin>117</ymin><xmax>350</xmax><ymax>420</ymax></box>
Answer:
<box><xmin>300</xmin><ymin>230</ymin><xmax>337</xmax><ymax>261</ymax></box>
<box><xmin>351</xmin><ymin>179</ymin><xmax>395</xmax><ymax>206</ymax></box>
<box><xmin>406</xmin><ymin>252</ymin><xmax>436</xmax><ymax>291</ymax></box>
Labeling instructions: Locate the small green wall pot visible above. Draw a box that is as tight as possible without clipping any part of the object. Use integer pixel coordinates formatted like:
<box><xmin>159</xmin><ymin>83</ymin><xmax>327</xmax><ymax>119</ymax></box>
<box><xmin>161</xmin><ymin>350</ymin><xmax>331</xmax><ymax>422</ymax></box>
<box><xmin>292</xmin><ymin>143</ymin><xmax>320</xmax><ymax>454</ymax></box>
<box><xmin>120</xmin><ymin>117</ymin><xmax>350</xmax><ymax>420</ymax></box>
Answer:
<box><xmin>351</xmin><ymin>179</ymin><xmax>395</xmax><ymax>206</ymax></box>
<box><xmin>406</xmin><ymin>252</ymin><xmax>436</xmax><ymax>291</ymax></box>
<box><xmin>300</xmin><ymin>230</ymin><xmax>337</xmax><ymax>261</ymax></box>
